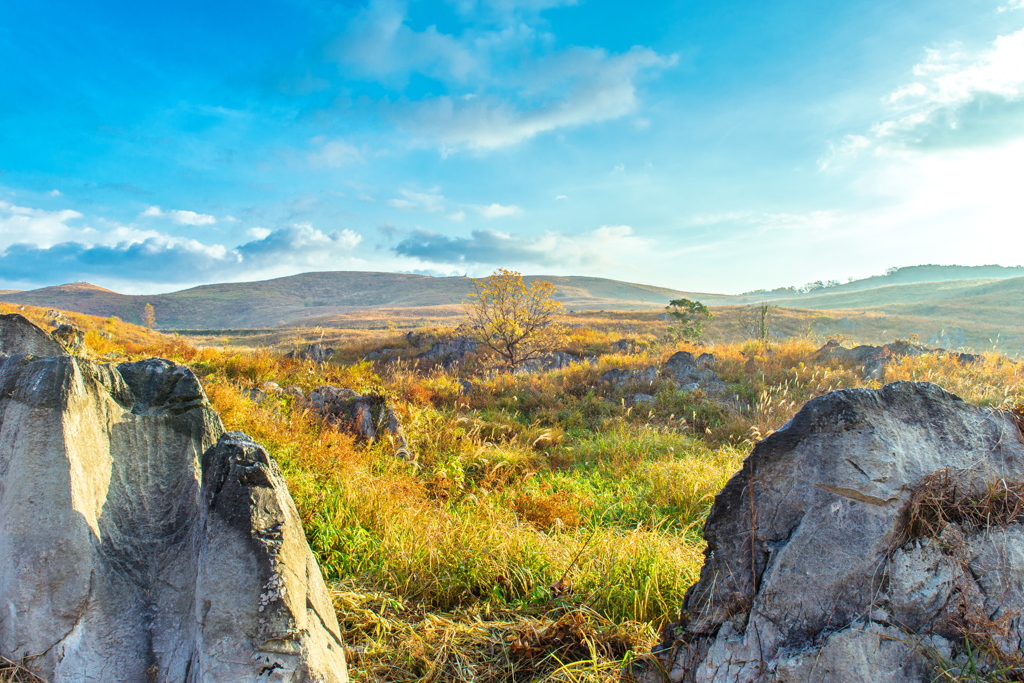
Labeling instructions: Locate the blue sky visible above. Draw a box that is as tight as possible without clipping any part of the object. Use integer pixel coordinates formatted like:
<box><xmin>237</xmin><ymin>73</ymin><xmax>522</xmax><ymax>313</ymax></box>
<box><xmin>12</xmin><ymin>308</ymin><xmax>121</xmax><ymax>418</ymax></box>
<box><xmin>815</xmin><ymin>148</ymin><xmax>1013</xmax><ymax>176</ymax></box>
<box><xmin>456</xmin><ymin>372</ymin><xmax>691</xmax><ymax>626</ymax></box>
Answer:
<box><xmin>2</xmin><ymin>0</ymin><xmax>1023</xmax><ymax>294</ymax></box>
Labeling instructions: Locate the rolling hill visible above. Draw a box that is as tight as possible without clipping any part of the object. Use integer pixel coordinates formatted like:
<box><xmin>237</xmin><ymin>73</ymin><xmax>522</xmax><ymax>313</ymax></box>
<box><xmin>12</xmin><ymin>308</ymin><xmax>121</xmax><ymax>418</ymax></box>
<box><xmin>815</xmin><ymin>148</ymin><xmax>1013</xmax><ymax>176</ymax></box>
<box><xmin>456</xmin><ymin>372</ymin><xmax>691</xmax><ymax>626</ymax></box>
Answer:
<box><xmin>1</xmin><ymin>269</ymin><xmax>1021</xmax><ymax>353</ymax></box>
<box><xmin>0</xmin><ymin>272</ymin><xmax>732</xmax><ymax>329</ymax></box>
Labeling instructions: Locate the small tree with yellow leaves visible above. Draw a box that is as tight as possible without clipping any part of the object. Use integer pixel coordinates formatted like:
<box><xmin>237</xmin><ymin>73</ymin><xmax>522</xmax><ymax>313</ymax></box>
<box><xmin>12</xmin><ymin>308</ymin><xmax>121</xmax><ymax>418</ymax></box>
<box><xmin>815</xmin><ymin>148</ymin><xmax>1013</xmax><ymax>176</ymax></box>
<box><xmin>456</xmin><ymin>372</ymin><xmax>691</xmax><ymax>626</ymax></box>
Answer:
<box><xmin>465</xmin><ymin>269</ymin><xmax>562</xmax><ymax>369</ymax></box>
<box><xmin>142</xmin><ymin>303</ymin><xmax>156</xmax><ymax>328</ymax></box>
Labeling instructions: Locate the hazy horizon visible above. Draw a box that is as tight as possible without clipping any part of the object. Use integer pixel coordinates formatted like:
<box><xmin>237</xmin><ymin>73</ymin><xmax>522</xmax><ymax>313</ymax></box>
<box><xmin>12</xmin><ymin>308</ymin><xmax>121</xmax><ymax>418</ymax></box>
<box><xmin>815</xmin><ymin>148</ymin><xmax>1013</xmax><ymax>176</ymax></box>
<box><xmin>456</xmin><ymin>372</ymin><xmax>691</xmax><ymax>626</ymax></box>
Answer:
<box><xmin>2</xmin><ymin>0</ymin><xmax>1023</xmax><ymax>295</ymax></box>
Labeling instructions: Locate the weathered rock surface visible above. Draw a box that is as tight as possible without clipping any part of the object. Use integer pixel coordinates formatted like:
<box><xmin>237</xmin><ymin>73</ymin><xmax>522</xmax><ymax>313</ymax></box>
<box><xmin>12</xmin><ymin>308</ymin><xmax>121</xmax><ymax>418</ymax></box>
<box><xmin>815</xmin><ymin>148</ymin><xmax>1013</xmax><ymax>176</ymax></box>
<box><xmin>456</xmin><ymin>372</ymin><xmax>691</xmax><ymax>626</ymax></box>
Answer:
<box><xmin>419</xmin><ymin>335</ymin><xmax>479</xmax><ymax>366</ymax></box>
<box><xmin>307</xmin><ymin>386</ymin><xmax>409</xmax><ymax>459</ymax></box>
<box><xmin>0</xmin><ymin>313</ymin><xmax>66</xmax><ymax>357</ymax></box>
<box><xmin>518</xmin><ymin>351</ymin><xmax>588</xmax><ymax>373</ymax></box>
<box><xmin>601</xmin><ymin>351</ymin><xmax>726</xmax><ymax>397</ymax></box>
<box><xmin>0</xmin><ymin>317</ymin><xmax>348</xmax><ymax>682</ymax></box>
<box><xmin>634</xmin><ymin>382</ymin><xmax>1024</xmax><ymax>683</ymax></box>
<box><xmin>813</xmin><ymin>339</ymin><xmax>938</xmax><ymax>381</ymax></box>
<box><xmin>51</xmin><ymin>324</ymin><xmax>86</xmax><ymax>354</ymax></box>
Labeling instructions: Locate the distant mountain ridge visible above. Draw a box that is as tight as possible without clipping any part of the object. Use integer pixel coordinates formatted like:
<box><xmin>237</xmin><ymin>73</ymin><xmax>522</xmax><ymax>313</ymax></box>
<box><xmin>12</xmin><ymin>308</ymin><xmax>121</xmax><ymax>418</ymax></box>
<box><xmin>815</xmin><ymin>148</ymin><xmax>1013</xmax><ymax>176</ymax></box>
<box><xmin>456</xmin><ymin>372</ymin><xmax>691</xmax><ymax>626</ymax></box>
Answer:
<box><xmin>1</xmin><ymin>266</ymin><xmax>1020</xmax><ymax>333</ymax></box>
<box><xmin>0</xmin><ymin>272</ymin><xmax>732</xmax><ymax>328</ymax></box>
<box><xmin>745</xmin><ymin>264</ymin><xmax>1024</xmax><ymax>298</ymax></box>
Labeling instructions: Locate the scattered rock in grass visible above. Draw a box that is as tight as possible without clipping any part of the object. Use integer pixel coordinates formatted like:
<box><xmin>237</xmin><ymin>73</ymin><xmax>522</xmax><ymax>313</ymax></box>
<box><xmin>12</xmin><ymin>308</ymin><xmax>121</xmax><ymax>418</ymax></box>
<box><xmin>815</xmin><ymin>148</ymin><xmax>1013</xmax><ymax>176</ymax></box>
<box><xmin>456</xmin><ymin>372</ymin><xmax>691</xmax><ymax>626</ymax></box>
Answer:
<box><xmin>813</xmin><ymin>339</ymin><xmax>939</xmax><ymax>381</ymax></box>
<box><xmin>611</xmin><ymin>338</ymin><xmax>644</xmax><ymax>354</ymax></box>
<box><xmin>957</xmin><ymin>352</ymin><xmax>982</xmax><ymax>364</ymax></box>
<box><xmin>633</xmin><ymin>381</ymin><xmax>1024</xmax><ymax>683</ymax></box>
<box><xmin>0</xmin><ymin>316</ymin><xmax>348</xmax><ymax>683</ymax></box>
<box><xmin>364</xmin><ymin>348</ymin><xmax>399</xmax><ymax>361</ymax></box>
<box><xmin>419</xmin><ymin>335</ymin><xmax>478</xmax><ymax>367</ymax></box>
<box><xmin>629</xmin><ymin>393</ymin><xmax>656</xmax><ymax>405</ymax></box>
<box><xmin>517</xmin><ymin>351</ymin><xmax>583</xmax><ymax>373</ymax></box>
<box><xmin>307</xmin><ymin>386</ymin><xmax>408</xmax><ymax>453</ymax></box>
<box><xmin>600</xmin><ymin>366</ymin><xmax>659</xmax><ymax>388</ymax></box>
<box><xmin>260</xmin><ymin>380</ymin><xmax>284</xmax><ymax>395</ymax></box>
<box><xmin>286</xmin><ymin>342</ymin><xmax>335</xmax><ymax>364</ymax></box>
<box><xmin>664</xmin><ymin>351</ymin><xmax>727</xmax><ymax>395</ymax></box>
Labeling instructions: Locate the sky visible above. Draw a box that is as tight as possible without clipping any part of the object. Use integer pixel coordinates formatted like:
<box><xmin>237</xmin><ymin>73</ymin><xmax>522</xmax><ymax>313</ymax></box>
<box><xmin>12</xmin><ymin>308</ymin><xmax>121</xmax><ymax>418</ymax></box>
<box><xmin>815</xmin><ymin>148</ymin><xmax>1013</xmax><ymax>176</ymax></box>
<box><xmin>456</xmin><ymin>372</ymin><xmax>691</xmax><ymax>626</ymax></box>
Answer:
<box><xmin>1</xmin><ymin>0</ymin><xmax>1023</xmax><ymax>294</ymax></box>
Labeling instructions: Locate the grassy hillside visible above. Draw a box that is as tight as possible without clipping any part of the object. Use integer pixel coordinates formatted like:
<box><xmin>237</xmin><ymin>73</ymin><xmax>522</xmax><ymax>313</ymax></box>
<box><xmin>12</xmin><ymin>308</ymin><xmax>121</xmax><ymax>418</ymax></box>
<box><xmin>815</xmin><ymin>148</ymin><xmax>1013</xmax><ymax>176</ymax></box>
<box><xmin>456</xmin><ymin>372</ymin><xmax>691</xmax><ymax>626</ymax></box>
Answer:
<box><xmin>0</xmin><ymin>272</ymin><xmax>728</xmax><ymax>329</ymax></box>
<box><xmin>4</xmin><ymin>269</ymin><xmax>1022</xmax><ymax>356</ymax></box>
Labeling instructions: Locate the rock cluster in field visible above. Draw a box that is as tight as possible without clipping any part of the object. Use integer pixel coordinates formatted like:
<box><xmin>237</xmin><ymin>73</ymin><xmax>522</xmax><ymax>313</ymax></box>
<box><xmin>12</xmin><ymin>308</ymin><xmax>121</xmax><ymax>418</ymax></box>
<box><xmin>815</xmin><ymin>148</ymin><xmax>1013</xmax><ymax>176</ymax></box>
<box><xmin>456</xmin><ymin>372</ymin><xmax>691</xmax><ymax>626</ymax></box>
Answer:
<box><xmin>306</xmin><ymin>386</ymin><xmax>411</xmax><ymax>461</ymax></box>
<box><xmin>0</xmin><ymin>314</ymin><xmax>348</xmax><ymax>683</ymax></box>
<box><xmin>286</xmin><ymin>342</ymin><xmax>336</xmax><ymax>364</ymax></box>
<box><xmin>813</xmin><ymin>339</ymin><xmax>981</xmax><ymax>381</ymax></box>
<box><xmin>633</xmin><ymin>381</ymin><xmax>1024</xmax><ymax>683</ymax></box>
<box><xmin>601</xmin><ymin>350</ymin><xmax>726</xmax><ymax>396</ymax></box>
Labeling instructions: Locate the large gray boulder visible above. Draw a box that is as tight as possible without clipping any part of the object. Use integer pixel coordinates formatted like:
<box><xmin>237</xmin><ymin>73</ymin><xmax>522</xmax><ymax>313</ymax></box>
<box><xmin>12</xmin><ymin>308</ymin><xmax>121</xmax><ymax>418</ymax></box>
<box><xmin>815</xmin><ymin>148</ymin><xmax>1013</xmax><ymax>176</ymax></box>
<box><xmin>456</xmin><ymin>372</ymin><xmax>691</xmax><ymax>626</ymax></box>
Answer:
<box><xmin>634</xmin><ymin>382</ymin><xmax>1024</xmax><ymax>682</ymax></box>
<box><xmin>0</xmin><ymin>317</ymin><xmax>347</xmax><ymax>682</ymax></box>
<box><xmin>0</xmin><ymin>313</ymin><xmax>66</xmax><ymax>357</ymax></box>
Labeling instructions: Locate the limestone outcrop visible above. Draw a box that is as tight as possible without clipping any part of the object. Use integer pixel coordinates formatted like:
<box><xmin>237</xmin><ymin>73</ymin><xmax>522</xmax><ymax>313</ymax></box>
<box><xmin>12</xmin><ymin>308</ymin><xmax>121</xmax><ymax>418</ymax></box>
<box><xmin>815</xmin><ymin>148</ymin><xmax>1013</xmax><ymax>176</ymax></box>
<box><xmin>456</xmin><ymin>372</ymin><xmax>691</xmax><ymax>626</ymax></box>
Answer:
<box><xmin>634</xmin><ymin>381</ymin><xmax>1024</xmax><ymax>682</ymax></box>
<box><xmin>0</xmin><ymin>315</ymin><xmax>348</xmax><ymax>682</ymax></box>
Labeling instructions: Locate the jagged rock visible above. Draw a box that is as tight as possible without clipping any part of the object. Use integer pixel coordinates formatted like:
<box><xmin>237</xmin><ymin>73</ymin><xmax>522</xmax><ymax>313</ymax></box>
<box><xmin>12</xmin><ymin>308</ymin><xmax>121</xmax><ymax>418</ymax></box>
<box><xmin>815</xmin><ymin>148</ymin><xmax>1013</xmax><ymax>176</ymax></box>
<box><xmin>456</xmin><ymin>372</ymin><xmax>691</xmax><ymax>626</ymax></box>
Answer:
<box><xmin>307</xmin><ymin>386</ymin><xmax>406</xmax><ymax>449</ymax></box>
<box><xmin>419</xmin><ymin>335</ymin><xmax>478</xmax><ymax>366</ymax></box>
<box><xmin>0</xmin><ymin>317</ymin><xmax>348</xmax><ymax>682</ymax></box>
<box><xmin>0</xmin><ymin>313</ymin><xmax>66</xmax><ymax>357</ymax></box>
<box><xmin>957</xmin><ymin>352</ymin><xmax>982</xmax><ymax>364</ymax></box>
<box><xmin>286</xmin><ymin>343</ymin><xmax>335</xmax><ymax>364</ymax></box>
<box><xmin>634</xmin><ymin>382</ymin><xmax>1024</xmax><ymax>683</ymax></box>
<box><xmin>629</xmin><ymin>393</ymin><xmax>657</xmax><ymax>405</ymax></box>
<box><xmin>51</xmin><ymin>324</ymin><xmax>85</xmax><ymax>354</ymax></box>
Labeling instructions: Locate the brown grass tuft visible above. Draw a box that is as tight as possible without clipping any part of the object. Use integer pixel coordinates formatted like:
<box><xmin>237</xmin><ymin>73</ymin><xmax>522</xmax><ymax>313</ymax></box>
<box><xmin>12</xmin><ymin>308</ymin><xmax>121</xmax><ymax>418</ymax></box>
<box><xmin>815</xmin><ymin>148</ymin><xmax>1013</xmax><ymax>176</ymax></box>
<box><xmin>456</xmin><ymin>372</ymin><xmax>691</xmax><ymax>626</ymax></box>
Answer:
<box><xmin>904</xmin><ymin>470</ymin><xmax>1024</xmax><ymax>541</ymax></box>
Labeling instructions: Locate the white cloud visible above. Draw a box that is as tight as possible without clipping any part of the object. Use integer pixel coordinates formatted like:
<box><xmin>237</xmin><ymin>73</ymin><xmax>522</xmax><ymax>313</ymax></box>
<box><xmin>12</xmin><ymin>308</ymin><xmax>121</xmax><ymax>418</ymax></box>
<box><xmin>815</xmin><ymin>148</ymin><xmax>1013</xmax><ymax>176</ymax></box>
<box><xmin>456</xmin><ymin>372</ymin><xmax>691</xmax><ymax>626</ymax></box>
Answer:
<box><xmin>0</xmin><ymin>202</ymin><xmax>366</xmax><ymax>289</ymax></box>
<box><xmin>0</xmin><ymin>201</ymin><xmax>87</xmax><ymax>249</ymax></box>
<box><xmin>404</xmin><ymin>46</ymin><xmax>676</xmax><ymax>152</ymax></box>
<box><xmin>826</xmin><ymin>28</ymin><xmax>1024</xmax><ymax>163</ymax></box>
<box><xmin>555</xmin><ymin>195</ymin><xmax>568</xmax><ymax>200</ymax></box>
<box><xmin>473</xmin><ymin>203</ymin><xmax>521</xmax><ymax>218</ymax></box>
<box><xmin>332</xmin><ymin>2</ymin><xmax>675</xmax><ymax>152</ymax></box>
<box><xmin>48</xmin><ymin>189</ymin><xmax>61</xmax><ymax>197</ymax></box>
<box><xmin>387</xmin><ymin>188</ymin><xmax>446</xmax><ymax>212</ymax></box>
<box><xmin>447</xmin><ymin>210</ymin><xmax>466</xmax><ymax>221</ymax></box>
<box><xmin>393</xmin><ymin>223</ymin><xmax>652</xmax><ymax>270</ymax></box>
<box><xmin>140</xmin><ymin>205</ymin><xmax>217</xmax><ymax>226</ymax></box>
<box><xmin>332</xmin><ymin>0</ymin><xmax>482</xmax><ymax>84</ymax></box>
<box><xmin>308</xmin><ymin>137</ymin><xmax>362</xmax><ymax>167</ymax></box>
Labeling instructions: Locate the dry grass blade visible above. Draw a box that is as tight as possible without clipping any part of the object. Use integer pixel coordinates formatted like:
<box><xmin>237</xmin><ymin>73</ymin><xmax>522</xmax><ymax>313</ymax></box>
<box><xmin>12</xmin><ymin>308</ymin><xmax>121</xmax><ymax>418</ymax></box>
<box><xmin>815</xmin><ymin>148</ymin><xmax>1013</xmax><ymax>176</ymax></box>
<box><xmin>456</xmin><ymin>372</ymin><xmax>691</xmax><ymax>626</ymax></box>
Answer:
<box><xmin>0</xmin><ymin>657</ymin><xmax>46</xmax><ymax>683</ymax></box>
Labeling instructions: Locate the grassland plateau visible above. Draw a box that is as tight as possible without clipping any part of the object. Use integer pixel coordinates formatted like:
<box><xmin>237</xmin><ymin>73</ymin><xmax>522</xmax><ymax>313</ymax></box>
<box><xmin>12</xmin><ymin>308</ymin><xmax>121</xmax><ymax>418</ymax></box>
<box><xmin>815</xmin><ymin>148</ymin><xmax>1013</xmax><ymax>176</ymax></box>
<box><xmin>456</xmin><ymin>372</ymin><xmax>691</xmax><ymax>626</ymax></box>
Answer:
<box><xmin>3</xmin><ymin>286</ymin><xmax>1022</xmax><ymax>682</ymax></box>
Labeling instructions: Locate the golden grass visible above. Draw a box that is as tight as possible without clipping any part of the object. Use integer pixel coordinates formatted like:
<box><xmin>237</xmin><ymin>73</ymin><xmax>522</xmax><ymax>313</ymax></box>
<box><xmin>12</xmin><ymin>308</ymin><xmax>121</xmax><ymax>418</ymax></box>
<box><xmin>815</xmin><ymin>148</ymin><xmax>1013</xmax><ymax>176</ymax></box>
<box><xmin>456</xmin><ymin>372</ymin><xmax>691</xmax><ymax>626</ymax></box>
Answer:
<box><xmin>8</xmin><ymin>305</ymin><xmax>1024</xmax><ymax>681</ymax></box>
